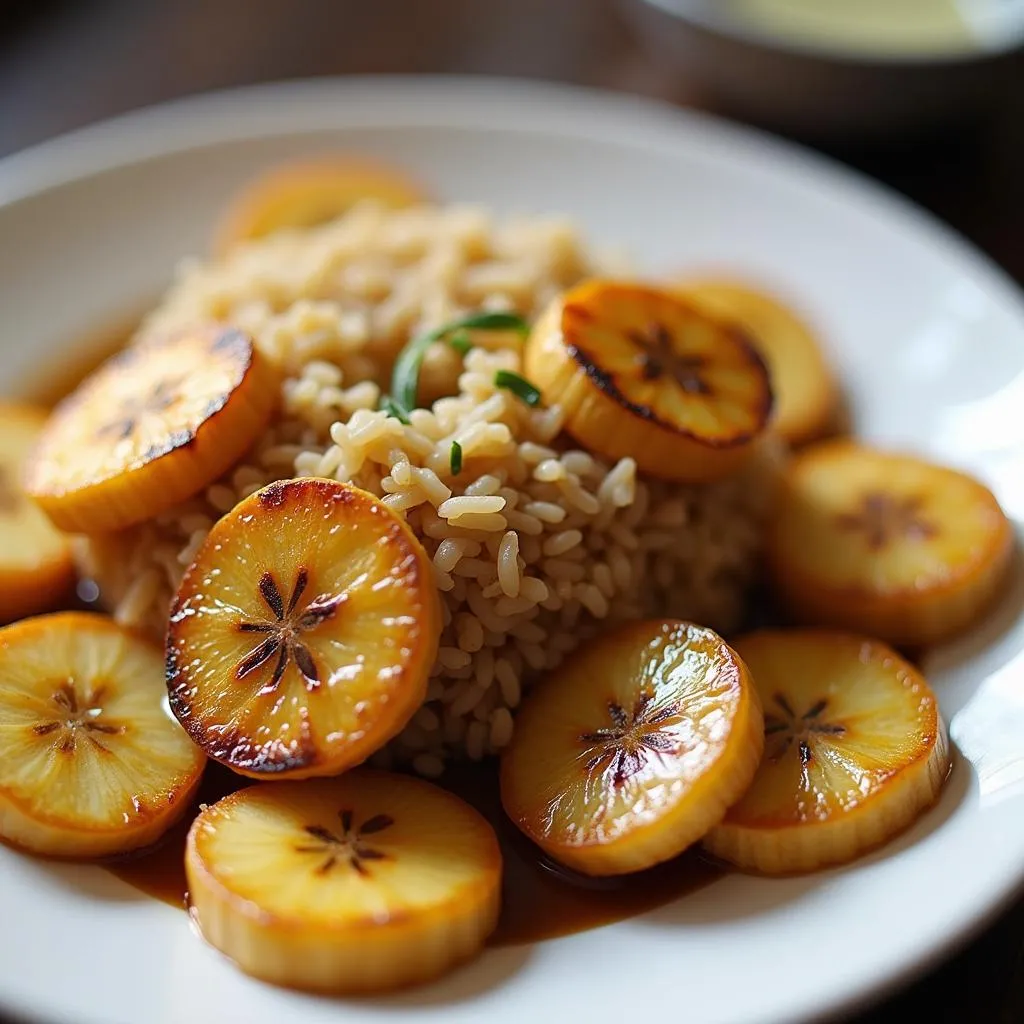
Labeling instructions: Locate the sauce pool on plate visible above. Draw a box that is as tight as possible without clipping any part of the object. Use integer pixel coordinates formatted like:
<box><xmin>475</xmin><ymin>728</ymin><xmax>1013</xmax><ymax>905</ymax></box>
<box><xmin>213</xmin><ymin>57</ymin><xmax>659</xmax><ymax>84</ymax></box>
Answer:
<box><xmin>107</xmin><ymin>762</ymin><xmax>724</xmax><ymax>946</ymax></box>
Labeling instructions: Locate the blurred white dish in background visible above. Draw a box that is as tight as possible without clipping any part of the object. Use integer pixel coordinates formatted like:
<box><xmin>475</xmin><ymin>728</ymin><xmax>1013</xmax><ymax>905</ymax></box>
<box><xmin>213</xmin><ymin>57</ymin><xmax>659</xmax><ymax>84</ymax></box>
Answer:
<box><xmin>2</xmin><ymin>76</ymin><xmax>1024</xmax><ymax>1024</ymax></box>
<box><xmin>624</xmin><ymin>0</ymin><xmax>1024</xmax><ymax>135</ymax></box>
<box><xmin>728</xmin><ymin>0</ymin><xmax>1024</xmax><ymax>59</ymax></box>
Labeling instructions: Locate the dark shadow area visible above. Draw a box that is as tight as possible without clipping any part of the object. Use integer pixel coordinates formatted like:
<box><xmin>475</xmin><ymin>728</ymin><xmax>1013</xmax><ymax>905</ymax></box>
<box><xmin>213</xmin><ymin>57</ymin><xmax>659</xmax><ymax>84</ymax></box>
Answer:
<box><xmin>0</xmin><ymin>0</ymin><xmax>71</xmax><ymax>42</ymax></box>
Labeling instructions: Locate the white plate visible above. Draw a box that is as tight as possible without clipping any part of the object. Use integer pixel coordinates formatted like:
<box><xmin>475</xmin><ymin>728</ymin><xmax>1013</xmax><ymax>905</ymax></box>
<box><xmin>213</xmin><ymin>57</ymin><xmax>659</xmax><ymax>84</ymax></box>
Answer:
<box><xmin>2</xmin><ymin>77</ymin><xmax>1024</xmax><ymax>1024</ymax></box>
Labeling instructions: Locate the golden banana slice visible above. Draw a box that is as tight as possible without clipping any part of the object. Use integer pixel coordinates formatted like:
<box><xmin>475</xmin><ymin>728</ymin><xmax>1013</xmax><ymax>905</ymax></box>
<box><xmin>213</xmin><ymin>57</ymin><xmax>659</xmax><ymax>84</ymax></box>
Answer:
<box><xmin>769</xmin><ymin>440</ymin><xmax>1013</xmax><ymax>647</ymax></box>
<box><xmin>24</xmin><ymin>325</ymin><xmax>278</xmax><ymax>533</ymax></box>
<box><xmin>0</xmin><ymin>404</ymin><xmax>74</xmax><ymax>622</ymax></box>
<box><xmin>500</xmin><ymin>619</ymin><xmax>763</xmax><ymax>876</ymax></box>
<box><xmin>213</xmin><ymin>155</ymin><xmax>428</xmax><ymax>256</ymax></box>
<box><xmin>703</xmin><ymin>630</ymin><xmax>950</xmax><ymax>874</ymax></box>
<box><xmin>166</xmin><ymin>478</ymin><xmax>440</xmax><ymax>780</ymax></box>
<box><xmin>675</xmin><ymin>279</ymin><xmax>838</xmax><ymax>445</ymax></box>
<box><xmin>185</xmin><ymin>770</ymin><xmax>501</xmax><ymax>993</ymax></box>
<box><xmin>0</xmin><ymin>612</ymin><xmax>205</xmax><ymax>857</ymax></box>
<box><xmin>524</xmin><ymin>281</ymin><xmax>773</xmax><ymax>482</ymax></box>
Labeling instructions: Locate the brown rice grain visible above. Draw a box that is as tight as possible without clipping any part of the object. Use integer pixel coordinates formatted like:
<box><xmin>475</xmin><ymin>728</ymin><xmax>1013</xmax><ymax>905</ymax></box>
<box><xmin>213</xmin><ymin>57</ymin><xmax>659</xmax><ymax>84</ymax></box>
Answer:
<box><xmin>497</xmin><ymin>531</ymin><xmax>521</xmax><ymax>598</ymax></box>
<box><xmin>518</xmin><ymin>441</ymin><xmax>558</xmax><ymax>464</ymax></box>
<box><xmin>519</xmin><ymin>576</ymin><xmax>549</xmax><ymax>603</ymax></box>
<box><xmin>206</xmin><ymin>484</ymin><xmax>239</xmax><ymax>512</ymax></box>
<box><xmin>433</xmin><ymin>537</ymin><xmax>468</xmax><ymax>573</ymax></box>
<box><xmin>562</xmin><ymin>451</ymin><xmax>597</xmax><ymax>476</ymax></box>
<box><xmin>437</xmin><ymin>647</ymin><xmax>472</xmax><ymax>672</ymax></box>
<box><xmin>511</xmin><ymin>620</ymin><xmax>546</xmax><ymax>644</ymax></box>
<box><xmin>455</xmin><ymin>613</ymin><xmax>485</xmax><ymax>653</ymax></box>
<box><xmin>431</xmin><ymin>565</ymin><xmax>455</xmax><ymax>592</ymax></box>
<box><xmin>489</xmin><ymin>708</ymin><xmax>515</xmax><ymax>749</ymax></box>
<box><xmin>437</xmin><ymin>495</ymin><xmax>506</xmax><ymax>518</ymax></box>
<box><xmin>452</xmin><ymin>557</ymin><xmax>499</xmax><ymax>580</ymax></box>
<box><xmin>543</xmin><ymin>559</ymin><xmax>586</xmax><ymax>582</ymax></box>
<box><xmin>381</xmin><ymin>492</ymin><xmax>424</xmax><ymax>513</ymax></box>
<box><xmin>495</xmin><ymin>658</ymin><xmax>522</xmax><ymax>708</ymax></box>
<box><xmin>524</xmin><ymin>643</ymin><xmax>548</xmax><ymax>675</ymax></box>
<box><xmin>522</xmin><ymin>500</ymin><xmax>566</xmax><ymax>524</ymax></box>
<box><xmin>543</xmin><ymin>529</ymin><xmax>583</xmax><ymax>557</ymax></box>
<box><xmin>475</xmin><ymin>645</ymin><xmax>495</xmax><ymax>689</ymax></box>
<box><xmin>592</xmin><ymin>562</ymin><xmax>615</xmax><ymax>599</ymax></box>
<box><xmin>464</xmin><ymin>474</ymin><xmax>504</xmax><ymax>497</ymax></box>
<box><xmin>558</xmin><ymin>477</ymin><xmax>602</xmax><ymax>515</ymax></box>
<box><xmin>411</xmin><ymin>466</ymin><xmax>452</xmax><ymax>505</ymax></box>
<box><xmin>494</xmin><ymin>595</ymin><xmax>539</xmax><ymax>618</ymax></box>
<box><xmin>449</xmin><ymin>684</ymin><xmax>486</xmax><ymax>719</ymax></box>
<box><xmin>533</xmin><ymin>459</ymin><xmax>566</xmax><ymax>483</ymax></box>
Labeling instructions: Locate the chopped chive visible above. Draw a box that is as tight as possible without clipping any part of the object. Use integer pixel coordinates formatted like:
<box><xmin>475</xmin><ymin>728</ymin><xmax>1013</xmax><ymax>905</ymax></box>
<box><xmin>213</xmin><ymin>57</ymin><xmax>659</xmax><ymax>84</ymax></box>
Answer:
<box><xmin>448</xmin><ymin>330</ymin><xmax>472</xmax><ymax>356</ymax></box>
<box><xmin>449</xmin><ymin>311</ymin><xmax>529</xmax><ymax>336</ymax></box>
<box><xmin>387</xmin><ymin>311</ymin><xmax>529</xmax><ymax>414</ymax></box>
<box><xmin>494</xmin><ymin>370</ymin><xmax>542</xmax><ymax>407</ymax></box>
<box><xmin>379</xmin><ymin>395</ymin><xmax>411</xmax><ymax>424</ymax></box>
<box><xmin>449</xmin><ymin>440</ymin><xmax>463</xmax><ymax>476</ymax></box>
<box><xmin>389</xmin><ymin>332</ymin><xmax>438</xmax><ymax>417</ymax></box>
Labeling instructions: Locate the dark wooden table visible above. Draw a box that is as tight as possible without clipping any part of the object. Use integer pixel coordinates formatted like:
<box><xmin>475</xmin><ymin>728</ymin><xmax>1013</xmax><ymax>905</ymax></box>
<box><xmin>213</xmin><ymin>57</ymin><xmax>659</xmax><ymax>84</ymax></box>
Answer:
<box><xmin>2</xmin><ymin>2</ymin><xmax>1023</xmax><ymax>1021</ymax></box>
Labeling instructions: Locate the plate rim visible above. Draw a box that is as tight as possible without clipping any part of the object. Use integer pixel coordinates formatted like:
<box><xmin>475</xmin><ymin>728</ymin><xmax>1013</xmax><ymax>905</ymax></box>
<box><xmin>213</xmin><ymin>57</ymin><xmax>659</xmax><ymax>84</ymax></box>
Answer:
<box><xmin>1</xmin><ymin>74</ymin><xmax>1023</xmax><ymax>1024</ymax></box>
<box><xmin>2</xmin><ymin>74</ymin><xmax>1022</xmax><ymax>321</ymax></box>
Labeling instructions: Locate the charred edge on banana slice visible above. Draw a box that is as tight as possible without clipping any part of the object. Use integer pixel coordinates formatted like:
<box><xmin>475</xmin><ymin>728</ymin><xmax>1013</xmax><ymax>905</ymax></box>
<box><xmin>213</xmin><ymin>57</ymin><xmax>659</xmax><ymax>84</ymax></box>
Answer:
<box><xmin>165</xmin><ymin>620</ymin><xmax>322</xmax><ymax>774</ymax></box>
<box><xmin>61</xmin><ymin>325</ymin><xmax>257</xmax><ymax>457</ymax></box>
<box><xmin>562</xmin><ymin>304</ymin><xmax>773</xmax><ymax>447</ymax></box>
<box><xmin>166</xmin><ymin>683</ymin><xmax>322</xmax><ymax>774</ymax></box>
<box><xmin>256</xmin><ymin>477</ymin><xmax>363</xmax><ymax>512</ymax></box>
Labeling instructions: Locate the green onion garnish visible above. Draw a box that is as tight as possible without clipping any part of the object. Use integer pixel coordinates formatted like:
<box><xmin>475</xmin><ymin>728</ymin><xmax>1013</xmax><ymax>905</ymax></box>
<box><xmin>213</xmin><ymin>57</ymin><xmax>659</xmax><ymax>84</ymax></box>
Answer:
<box><xmin>448</xmin><ymin>330</ymin><xmax>472</xmax><ymax>356</ymax></box>
<box><xmin>387</xmin><ymin>311</ymin><xmax>529</xmax><ymax>415</ymax></box>
<box><xmin>449</xmin><ymin>440</ymin><xmax>463</xmax><ymax>476</ymax></box>
<box><xmin>452</xmin><ymin>311</ymin><xmax>530</xmax><ymax>335</ymax></box>
<box><xmin>379</xmin><ymin>395</ymin><xmax>411</xmax><ymax>424</ymax></box>
<box><xmin>494</xmin><ymin>370</ymin><xmax>542</xmax><ymax>407</ymax></box>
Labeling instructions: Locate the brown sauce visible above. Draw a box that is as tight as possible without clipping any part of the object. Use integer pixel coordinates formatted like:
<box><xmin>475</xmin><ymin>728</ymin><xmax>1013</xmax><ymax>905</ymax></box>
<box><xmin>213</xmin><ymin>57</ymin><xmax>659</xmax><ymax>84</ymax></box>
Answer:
<box><xmin>107</xmin><ymin>761</ymin><xmax>724</xmax><ymax>946</ymax></box>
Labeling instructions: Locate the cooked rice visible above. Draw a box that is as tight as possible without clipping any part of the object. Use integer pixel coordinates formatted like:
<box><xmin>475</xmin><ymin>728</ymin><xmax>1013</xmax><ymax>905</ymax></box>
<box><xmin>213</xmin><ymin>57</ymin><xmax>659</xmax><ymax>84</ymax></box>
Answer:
<box><xmin>78</xmin><ymin>200</ymin><xmax>782</xmax><ymax>775</ymax></box>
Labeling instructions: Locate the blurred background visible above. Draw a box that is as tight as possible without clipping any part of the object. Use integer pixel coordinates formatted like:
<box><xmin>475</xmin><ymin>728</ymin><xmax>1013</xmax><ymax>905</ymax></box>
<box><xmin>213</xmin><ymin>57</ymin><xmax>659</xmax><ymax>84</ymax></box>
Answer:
<box><xmin>2</xmin><ymin>0</ymin><xmax>1024</xmax><ymax>283</ymax></box>
<box><xmin>1</xmin><ymin>1</ymin><xmax>1023</xmax><ymax>1020</ymax></box>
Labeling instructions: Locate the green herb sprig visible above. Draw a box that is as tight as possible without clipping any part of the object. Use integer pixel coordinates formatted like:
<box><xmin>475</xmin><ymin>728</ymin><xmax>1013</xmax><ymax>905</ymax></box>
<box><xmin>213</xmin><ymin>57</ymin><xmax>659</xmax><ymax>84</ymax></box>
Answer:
<box><xmin>379</xmin><ymin>396</ymin><xmax>411</xmax><ymax>425</ymax></box>
<box><xmin>494</xmin><ymin>369</ymin><xmax>542</xmax><ymax>407</ymax></box>
<box><xmin>382</xmin><ymin>311</ymin><xmax>528</xmax><ymax>421</ymax></box>
<box><xmin>449</xmin><ymin>440</ymin><xmax>463</xmax><ymax>476</ymax></box>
